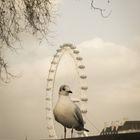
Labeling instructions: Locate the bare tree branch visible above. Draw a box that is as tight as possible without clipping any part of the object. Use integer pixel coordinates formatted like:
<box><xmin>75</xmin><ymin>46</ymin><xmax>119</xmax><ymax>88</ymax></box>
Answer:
<box><xmin>0</xmin><ymin>0</ymin><xmax>112</xmax><ymax>83</ymax></box>
<box><xmin>0</xmin><ymin>0</ymin><xmax>53</xmax><ymax>83</ymax></box>
<box><xmin>91</xmin><ymin>0</ymin><xmax>112</xmax><ymax>18</ymax></box>
<box><xmin>0</xmin><ymin>56</ymin><xmax>17</xmax><ymax>83</ymax></box>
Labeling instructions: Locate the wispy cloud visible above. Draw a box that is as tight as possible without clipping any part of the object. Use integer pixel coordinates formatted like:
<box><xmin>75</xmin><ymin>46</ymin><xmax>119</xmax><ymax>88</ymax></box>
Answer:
<box><xmin>77</xmin><ymin>38</ymin><xmax>140</xmax><ymax>133</ymax></box>
<box><xmin>1</xmin><ymin>37</ymin><xmax>140</xmax><ymax>138</ymax></box>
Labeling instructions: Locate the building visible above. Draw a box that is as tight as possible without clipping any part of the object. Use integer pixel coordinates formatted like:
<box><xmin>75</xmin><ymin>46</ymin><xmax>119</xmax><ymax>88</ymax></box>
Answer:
<box><xmin>100</xmin><ymin>121</ymin><xmax>140</xmax><ymax>135</ymax></box>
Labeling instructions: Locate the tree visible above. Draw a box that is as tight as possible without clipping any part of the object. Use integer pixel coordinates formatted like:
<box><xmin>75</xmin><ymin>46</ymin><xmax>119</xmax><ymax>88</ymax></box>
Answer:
<box><xmin>0</xmin><ymin>0</ymin><xmax>111</xmax><ymax>83</ymax></box>
<box><xmin>0</xmin><ymin>0</ymin><xmax>53</xmax><ymax>83</ymax></box>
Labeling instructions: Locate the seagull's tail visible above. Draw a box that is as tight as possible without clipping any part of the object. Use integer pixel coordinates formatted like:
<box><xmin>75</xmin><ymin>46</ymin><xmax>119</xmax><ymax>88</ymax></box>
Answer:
<box><xmin>83</xmin><ymin>128</ymin><xmax>89</xmax><ymax>132</ymax></box>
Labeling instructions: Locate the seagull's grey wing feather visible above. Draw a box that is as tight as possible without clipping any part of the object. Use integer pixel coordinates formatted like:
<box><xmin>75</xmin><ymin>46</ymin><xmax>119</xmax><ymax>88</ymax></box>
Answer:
<box><xmin>73</xmin><ymin>104</ymin><xmax>84</xmax><ymax>127</ymax></box>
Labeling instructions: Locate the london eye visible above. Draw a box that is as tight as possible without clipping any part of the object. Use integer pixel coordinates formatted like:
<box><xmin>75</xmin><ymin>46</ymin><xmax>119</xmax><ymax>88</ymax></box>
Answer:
<box><xmin>46</xmin><ymin>44</ymin><xmax>88</xmax><ymax>139</ymax></box>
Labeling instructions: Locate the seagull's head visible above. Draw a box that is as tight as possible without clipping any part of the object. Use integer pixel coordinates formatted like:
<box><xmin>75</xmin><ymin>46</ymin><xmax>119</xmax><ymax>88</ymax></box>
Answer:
<box><xmin>59</xmin><ymin>85</ymin><xmax>72</xmax><ymax>96</ymax></box>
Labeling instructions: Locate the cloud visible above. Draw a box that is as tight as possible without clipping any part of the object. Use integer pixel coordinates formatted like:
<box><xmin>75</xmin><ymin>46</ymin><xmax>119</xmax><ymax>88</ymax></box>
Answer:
<box><xmin>76</xmin><ymin>38</ymin><xmax>140</xmax><ymax>133</ymax></box>
<box><xmin>1</xmin><ymin>37</ymin><xmax>140</xmax><ymax>138</ymax></box>
<box><xmin>40</xmin><ymin>38</ymin><xmax>140</xmax><ymax>135</ymax></box>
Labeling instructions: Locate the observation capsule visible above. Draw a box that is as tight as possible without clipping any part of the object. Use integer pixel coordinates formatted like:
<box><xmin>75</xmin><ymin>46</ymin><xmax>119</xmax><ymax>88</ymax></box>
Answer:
<box><xmin>47</xmin><ymin>78</ymin><xmax>53</xmax><ymax>82</ymax></box>
<box><xmin>81</xmin><ymin>86</ymin><xmax>88</xmax><ymax>90</ymax></box>
<box><xmin>78</xmin><ymin>65</ymin><xmax>85</xmax><ymax>69</ymax></box>
<box><xmin>80</xmin><ymin>75</ymin><xmax>87</xmax><ymax>79</ymax></box>
<box><xmin>73</xmin><ymin>50</ymin><xmax>80</xmax><ymax>54</ymax></box>
<box><xmin>76</xmin><ymin>57</ymin><xmax>83</xmax><ymax>61</ymax></box>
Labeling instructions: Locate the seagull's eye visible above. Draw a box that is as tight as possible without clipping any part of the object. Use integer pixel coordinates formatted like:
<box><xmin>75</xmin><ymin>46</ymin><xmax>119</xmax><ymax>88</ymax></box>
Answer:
<box><xmin>63</xmin><ymin>87</ymin><xmax>65</xmax><ymax>91</ymax></box>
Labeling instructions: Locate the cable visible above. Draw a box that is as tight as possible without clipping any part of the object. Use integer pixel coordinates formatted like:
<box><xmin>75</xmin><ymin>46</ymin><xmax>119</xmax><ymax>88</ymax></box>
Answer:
<box><xmin>85</xmin><ymin>116</ymin><xmax>100</xmax><ymax>133</ymax></box>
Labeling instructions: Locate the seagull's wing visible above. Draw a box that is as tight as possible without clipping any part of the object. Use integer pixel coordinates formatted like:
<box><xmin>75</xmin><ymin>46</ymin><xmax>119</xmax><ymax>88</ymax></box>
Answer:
<box><xmin>73</xmin><ymin>104</ymin><xmax>84</xmax><ymax>127</ymax></box>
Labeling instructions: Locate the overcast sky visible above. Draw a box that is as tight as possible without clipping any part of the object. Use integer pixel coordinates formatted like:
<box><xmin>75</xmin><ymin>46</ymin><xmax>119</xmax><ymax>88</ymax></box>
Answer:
<box><xmin>0</xmin><ymin>0</ymin><xmax>140</xmax><ymax>139</ymax></box>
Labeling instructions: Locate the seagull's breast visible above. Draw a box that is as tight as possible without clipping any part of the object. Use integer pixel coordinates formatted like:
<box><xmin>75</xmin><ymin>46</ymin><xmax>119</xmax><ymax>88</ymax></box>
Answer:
<box><xmin>53</xmin><ymin>96</ymin><xmax>79</xmax><ymax>128</ymax></box>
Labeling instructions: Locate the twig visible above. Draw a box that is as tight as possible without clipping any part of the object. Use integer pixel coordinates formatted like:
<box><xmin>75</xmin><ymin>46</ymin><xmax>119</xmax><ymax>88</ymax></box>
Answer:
<box><xmin>91</xmin><ymin>0</ymin><xmax>112</xmax><ymax>18</ymax></box>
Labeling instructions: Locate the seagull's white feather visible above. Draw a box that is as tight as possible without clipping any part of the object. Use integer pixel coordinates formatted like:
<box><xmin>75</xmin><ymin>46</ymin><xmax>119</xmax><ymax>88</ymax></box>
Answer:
<box><xmin>53</xmin><ymin>85</ymin><xmax>89</xmax><ymax>132</ymax></box>
<box><xmin>54</xmin><ymin>95</ymin><xmax>79</xmax><ymax>128</ymax></box>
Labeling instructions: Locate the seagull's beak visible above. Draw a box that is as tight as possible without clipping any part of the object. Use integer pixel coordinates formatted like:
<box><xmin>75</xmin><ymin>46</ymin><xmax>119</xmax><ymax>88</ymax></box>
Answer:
<box><xmin>68</xmin><ymin>90</ymin><xmax>72</xmax><ymax>93</ymax></box>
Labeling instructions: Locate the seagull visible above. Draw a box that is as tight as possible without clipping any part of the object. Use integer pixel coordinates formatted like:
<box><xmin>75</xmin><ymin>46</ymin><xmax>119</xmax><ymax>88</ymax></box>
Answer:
<box><xmin>53</xmin><ymin>85</ymin><xmax>89</xmax><ymax>139</ymax></box>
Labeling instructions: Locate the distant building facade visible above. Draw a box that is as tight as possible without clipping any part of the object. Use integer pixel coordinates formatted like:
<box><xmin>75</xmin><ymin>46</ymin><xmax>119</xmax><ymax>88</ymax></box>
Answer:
<box><xmin>100</xmin><ymin>121</ymin><xmax>140</xmax><ymax>135</ymax></box>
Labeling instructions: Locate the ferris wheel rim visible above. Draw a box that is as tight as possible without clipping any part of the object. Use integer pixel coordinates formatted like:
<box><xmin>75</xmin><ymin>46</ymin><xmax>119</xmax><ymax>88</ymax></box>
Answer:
<box><xmin>46</xmin><ymin>43</ymin><xmax>88</xmax><ymax>139</ymax></box>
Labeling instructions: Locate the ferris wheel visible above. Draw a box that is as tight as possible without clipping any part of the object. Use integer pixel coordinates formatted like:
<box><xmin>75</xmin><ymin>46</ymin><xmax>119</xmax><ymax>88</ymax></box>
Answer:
<box><xmin>46</xmin><ymin>43</ymin><xmax>88</xmax><ymax>139</ymax></box>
